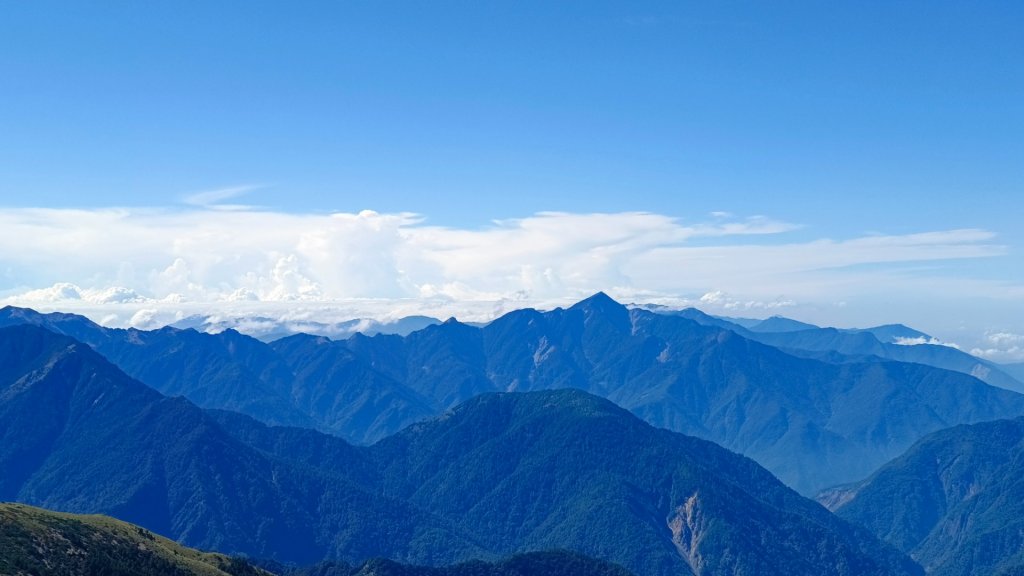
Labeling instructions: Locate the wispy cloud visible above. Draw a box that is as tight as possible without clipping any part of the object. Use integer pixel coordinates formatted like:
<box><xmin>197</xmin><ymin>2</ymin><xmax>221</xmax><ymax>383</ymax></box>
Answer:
<box><xmin>182</xmin><ymin>184</ymin><xmax>265</xmax><ymax>210</ymax></box>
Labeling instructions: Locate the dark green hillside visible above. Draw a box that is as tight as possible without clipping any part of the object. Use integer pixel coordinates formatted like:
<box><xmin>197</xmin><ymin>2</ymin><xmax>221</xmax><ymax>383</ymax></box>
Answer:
<box><xmin>829</xmin><ymin>418</ymin><xmax>1024</xmax><ymax>576</ymax></box>
<box><xmin>277</xmin><ymin>551</ymin><xmax>634</xmax><ymax>576</ymax></box>
<box><xmin>366</xmin><ymin>390</ymin><xmax>920</xmax><ymax>576</ymax></box>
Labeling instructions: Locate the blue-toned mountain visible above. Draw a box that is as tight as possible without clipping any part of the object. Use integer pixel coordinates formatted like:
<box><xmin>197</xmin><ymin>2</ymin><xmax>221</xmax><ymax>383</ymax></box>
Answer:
<box><xmin>0</xmin><ymin>325</ymin><xmax>920</xmax><ymax>575</ymax></box>
<box><xmin>0</xmin><ymin>306</ymin><xmax>434</xmax><ymax>443</ymax></box>
<box><xmin>0</xmin><ymin>324</ymin><xmax>481</xmax><ymax>566</ymax></box>
<box><xmin>671</xmin><ymin>307</ymin><xmax>1023</xmax><ymax>393</ymax></box>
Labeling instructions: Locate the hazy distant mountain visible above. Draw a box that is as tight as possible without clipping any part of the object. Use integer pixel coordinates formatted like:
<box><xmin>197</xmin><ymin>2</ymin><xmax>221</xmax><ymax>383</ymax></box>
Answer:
<box><xmin>843</xmin><ymin>324</ymin><xmax>931</xmax><ymax>343</ymax></box>
<box><xmin>745</xmin><ymin>315</ymin><xmax>821</xmax><ymax>333</ymax></box>
<box><xmin>268</xmin><ymin>333</ymin><xmax>437</xmax><ymax>443</ymax></box>
<box><xmin>670</xmin><ymin>306</ymin><xmax>1024</xmax><ymax>393</ymax></box>
<box><xmin>170</xmin><ymin>314</ymin><xmax>442</xmax><ymax>342</ymax></box>
<box><xmin>1002</xmin><ymin>362</ymin><xmax>1024</xmax><ymax>384</ymax></box>
<box><xmin>824</xmin><ymin>418</ymin><xmax>1024</xmax><ymax>576</ymax></box>
<box><xmin>0</xmin><ymin>325</ymin><xmax>920</xmax><ymax>575</ymax></box>
<box><xmin>0</xmin><ymin>503</ymin><xmax>265</xmax><ymax>576</ymax></box>
<box><xmin>645</xmin><ymin>309</ymin><xmax>928</xmax><ymax>343</ymax></box>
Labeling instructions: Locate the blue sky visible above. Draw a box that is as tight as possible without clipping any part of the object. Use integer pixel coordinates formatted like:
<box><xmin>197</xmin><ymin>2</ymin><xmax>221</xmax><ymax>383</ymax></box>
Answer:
<box><xmin>1</xmin><ymin>2</ymin><xmax>1022</xmax><ymax>359</ymax></box>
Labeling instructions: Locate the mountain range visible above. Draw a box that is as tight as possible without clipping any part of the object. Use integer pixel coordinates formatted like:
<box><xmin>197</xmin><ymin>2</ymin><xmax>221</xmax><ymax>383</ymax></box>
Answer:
<box><xmin>3</xmin><ymin>295</ymin><xmax>1022</xmax><ymax>494</ymax></box>
<box><xmin>0</xmin><ymin>324</ymin><xmax>920</xmax><ymax>575</ymax></box>
<box><xmin>170</xmin><ymin>314</ymin><xmax>442</xmax><ymax>343</ymax></box>
<box><xmin>667</xmin><ymin>307</ymin><xmax>1024</xmax><ymax>393</ymax></box>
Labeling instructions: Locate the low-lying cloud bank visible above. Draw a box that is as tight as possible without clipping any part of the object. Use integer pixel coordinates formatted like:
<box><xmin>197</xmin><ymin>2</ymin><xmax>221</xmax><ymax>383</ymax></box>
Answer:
<box><xmin>0</xmin><ymin>205</ymin><xmax>1019</xmax><ymax>360</ymax></box>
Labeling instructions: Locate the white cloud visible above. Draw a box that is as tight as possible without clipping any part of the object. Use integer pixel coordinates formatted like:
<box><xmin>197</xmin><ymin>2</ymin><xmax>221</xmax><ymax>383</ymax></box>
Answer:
<box><xmin>15</xmin><ymin>282</ymin><xmax>84</xmax><ymax>302</ymax></box>
<box><xmin>971</xmin><ymin>332</ymin><xmax>1024</xmax><ymax>363</ymax></box>
<box><xmin>0</xmin><ymin>205</ymin><xmax>1017</xmax><ymax>345</ymax></box>
<box><xmin>893</xmin><ymin>336</ymin><xmax>961</xmax><ymax>349</ymax></box>
<box><xmin>128</xmin><ymin>308</ymin><xmax>160</xmax><ymax>329</ymax></box>
<box><xmin>698</xmin><ymin>290</ymin><xmax>796</xmax><ymax>311</ymax></box>
<box><xmin>10</xmin><ymin>282</ymin><xmax>149</xmax><ymax>305</ymax></box>
<box><xmin>182</xmin><ymin>184</ymin><xmax>264</xmax><ymax>210</ymax></box>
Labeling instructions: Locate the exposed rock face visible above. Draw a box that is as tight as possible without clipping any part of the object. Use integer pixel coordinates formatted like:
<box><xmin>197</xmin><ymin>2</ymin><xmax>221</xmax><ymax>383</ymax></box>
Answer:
<box><xmin>668</xmin><ymin>493</ymin><xmax>706</xmax><ymax>575</ymax></box>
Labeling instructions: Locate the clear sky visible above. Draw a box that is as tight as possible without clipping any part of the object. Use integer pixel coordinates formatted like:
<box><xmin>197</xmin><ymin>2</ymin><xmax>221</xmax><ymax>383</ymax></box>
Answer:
<box><xmin>1</xmin><ymin>2</ymin><xmax>1022</xmax><ymax>360</ymax></box>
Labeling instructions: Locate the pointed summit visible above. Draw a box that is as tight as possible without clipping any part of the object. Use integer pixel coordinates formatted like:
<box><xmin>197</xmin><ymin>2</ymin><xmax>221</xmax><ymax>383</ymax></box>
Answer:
<box><xmin>569</xmin><ymin>292</ymin><xmax>630</xmax><ymax>331</ymax></box>
<box><xmin>569</xmin><ymin>291</ymin><xmax>622</xmax><ymax>312</ymax></box>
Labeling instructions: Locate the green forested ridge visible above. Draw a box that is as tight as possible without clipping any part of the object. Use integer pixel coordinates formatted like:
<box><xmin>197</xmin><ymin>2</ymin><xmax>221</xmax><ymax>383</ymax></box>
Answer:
<box><xmin>272</xmin><ymin>551</ymin><xmax>634</xmax><ymax>576</ymax></box>
<box><xmin>829</xmin><ymin>418</ymin><xmax>1024</xmax><ymax>576</ymax></box>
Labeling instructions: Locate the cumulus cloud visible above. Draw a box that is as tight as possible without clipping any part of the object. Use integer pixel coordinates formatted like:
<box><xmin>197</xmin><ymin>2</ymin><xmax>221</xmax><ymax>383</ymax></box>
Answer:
<box><xmin>10</xmin><ymin>282</ymin><xmax>149</xmax><ymax>305</ymax></box>
<box><xmin>971</xmin><ymin>332</ymin><xmax>1024</xmax><ymax>363</ymax></box>
<box><xmin>0</xmin><ymin>208</ymin><xmax>804</xmax><ymax>305</ymax></box>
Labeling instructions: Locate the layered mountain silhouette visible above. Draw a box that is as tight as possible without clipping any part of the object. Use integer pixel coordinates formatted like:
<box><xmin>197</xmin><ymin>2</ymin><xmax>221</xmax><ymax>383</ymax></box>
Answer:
<box><xmin>672</xmin><ymin>307</ymin><xmax>1024</xmax><ymax>393</ymax></box>
<box><xmin>170</xmin><ymin>314</ymin><xmax>441</xmax><ymax>343</ymax></box>
<box><xmin>3</xmin><ymin>297</ymin><xmax>1022</xmax><ymax>494</ymax></box>
<box><xmin>0</xmin><ymin>324</ymin><xmax>920</xmax><ymax>576</ymax></box>
<box><xmin>823</xmin><ymin>418</ymin><xmax>1024</xmax><ymax>576</ymax></box>
<box><xmin>1003</xmin><ymin>362</ymin><xmax>1024</xmax><ymax>384</ymax></box>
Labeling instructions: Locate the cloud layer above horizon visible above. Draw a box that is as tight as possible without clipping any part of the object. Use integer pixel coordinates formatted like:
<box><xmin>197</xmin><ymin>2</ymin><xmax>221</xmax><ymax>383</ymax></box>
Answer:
<box><xmin>1</xmin><ymin>204</ymin><xmax>1020</xmax><ymax>360</ymax></box>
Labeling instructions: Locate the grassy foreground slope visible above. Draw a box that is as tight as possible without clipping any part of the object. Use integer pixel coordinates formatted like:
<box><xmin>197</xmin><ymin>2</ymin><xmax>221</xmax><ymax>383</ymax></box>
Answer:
<box><xmin>0</xmin><ymin>502</ymin><xmax>264</xmax><ymax>576</ymax></box>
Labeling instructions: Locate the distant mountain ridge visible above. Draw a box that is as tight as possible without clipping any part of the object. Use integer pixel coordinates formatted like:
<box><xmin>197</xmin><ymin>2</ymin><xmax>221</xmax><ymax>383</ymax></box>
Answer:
<box><xmin>170</xmin><ymin>314</ymin><xmax>442</xmax><ymax>342</ymax></box>
<box><xmin>2</xmin><ymin>298</ymin><xmax>1022</xmax><ymax>494</ymax></box>
<box><xmin>0</xmin><ymin>325</ymin><xmax>920</xmax><ymax>576</ymax></box>
<box><xmin>1002</xmin><ymin>362</ymin><xmax>1024</xmax><ymax>384</ymax></box>
<box><xmin>667</xmin><ymin>307</ymin><xmax>1023</xmax><ymax>393</ymax></box>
